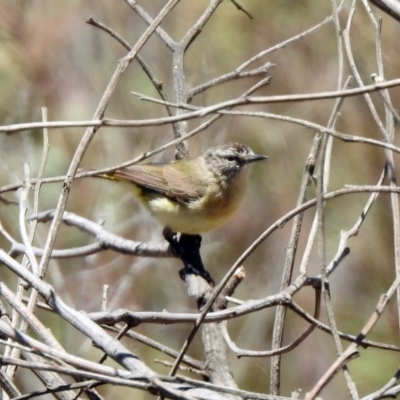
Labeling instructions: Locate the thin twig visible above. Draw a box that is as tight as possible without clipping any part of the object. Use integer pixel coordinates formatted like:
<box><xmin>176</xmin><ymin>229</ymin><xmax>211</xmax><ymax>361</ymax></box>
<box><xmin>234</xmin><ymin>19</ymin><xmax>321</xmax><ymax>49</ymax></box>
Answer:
<box><xmin>85</xmin><ymin>16</ymin><xmax>173</xmax><ymax>119</ymax></box>
<box><xmin>33</xmin><ymin>0</ymin><xmax>181</xmax><ymax>318</ymax></box>
<box><xmin>305</xmin><ymin>273</ymin><xmax>400</xmax><ymax>399</ymax></box>
<box><xmin>229</xmin><ymin>0</ymin><xmax>253</xmax><ymax>19</ymax></box>
<box><xmin>2</xmin><ymin>76</ymin><xmax>400</xmax><ymax>134</ymax></box>
<box><xmin>222</xmin><ymin>283</ymin><xmax>321</xmax><ymax>357</ymax></box>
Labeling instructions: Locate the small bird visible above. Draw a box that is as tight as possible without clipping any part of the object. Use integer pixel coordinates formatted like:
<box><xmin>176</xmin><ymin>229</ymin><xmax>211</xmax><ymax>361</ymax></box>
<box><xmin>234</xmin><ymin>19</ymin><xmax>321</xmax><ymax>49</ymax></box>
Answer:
<box><xmin>96</xmin><ymin>143</ymin><xmax>267</xmax><ymax>234</ymax></box>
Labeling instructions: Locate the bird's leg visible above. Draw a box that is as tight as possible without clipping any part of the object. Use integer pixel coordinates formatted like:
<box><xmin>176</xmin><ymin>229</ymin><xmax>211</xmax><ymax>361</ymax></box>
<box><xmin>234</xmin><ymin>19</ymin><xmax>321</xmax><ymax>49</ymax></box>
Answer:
<box><xmin>163</xmin><ymin>227</ymin><xmax>214</xmax><ymax>286</ymax></box>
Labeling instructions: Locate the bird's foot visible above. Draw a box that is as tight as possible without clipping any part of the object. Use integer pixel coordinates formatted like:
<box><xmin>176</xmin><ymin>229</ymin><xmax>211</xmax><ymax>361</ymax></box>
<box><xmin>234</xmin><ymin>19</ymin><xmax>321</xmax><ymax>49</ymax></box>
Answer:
<box><xmin>163</xmin><ymin>227</ymin><xmax>214</xmax><ymax>286</ymax></box>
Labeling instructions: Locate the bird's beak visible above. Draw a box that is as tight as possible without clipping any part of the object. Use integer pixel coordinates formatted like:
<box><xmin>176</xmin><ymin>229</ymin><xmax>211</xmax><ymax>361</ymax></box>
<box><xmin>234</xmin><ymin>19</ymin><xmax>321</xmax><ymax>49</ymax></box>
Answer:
<box><xmin>247</xmin><ymin>154</ymin><xmax>268</xmax><ymax>164</ymax></box>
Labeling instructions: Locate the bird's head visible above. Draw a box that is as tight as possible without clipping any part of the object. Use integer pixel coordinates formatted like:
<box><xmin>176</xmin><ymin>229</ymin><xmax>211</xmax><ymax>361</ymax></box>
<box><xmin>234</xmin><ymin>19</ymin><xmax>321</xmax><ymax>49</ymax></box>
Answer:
<box><xmin>204</xmin><ymin>142</ymin><xmax>268</xmax><ymax>181</ymax></box>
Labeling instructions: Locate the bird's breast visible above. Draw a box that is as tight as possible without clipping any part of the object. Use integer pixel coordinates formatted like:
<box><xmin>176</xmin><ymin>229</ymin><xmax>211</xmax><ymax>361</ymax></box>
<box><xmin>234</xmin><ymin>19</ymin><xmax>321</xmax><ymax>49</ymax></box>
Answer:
<box><xmin>142</xmin><ymin>165</ymin><xmax>250</xmax><ymax>234</ymax></box>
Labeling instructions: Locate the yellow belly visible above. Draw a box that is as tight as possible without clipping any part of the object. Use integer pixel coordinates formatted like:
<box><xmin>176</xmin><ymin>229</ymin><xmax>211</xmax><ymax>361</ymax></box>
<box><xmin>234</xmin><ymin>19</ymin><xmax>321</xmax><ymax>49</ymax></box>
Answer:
<box><xmin>142</xmin><ymin>173</ymin><xmax>248</xmax><ymax>234</ymax></box>
<box><xmin>146</xmin><ymin>197</ymin><xmax>236</xmax><ymax>234</ymax></box>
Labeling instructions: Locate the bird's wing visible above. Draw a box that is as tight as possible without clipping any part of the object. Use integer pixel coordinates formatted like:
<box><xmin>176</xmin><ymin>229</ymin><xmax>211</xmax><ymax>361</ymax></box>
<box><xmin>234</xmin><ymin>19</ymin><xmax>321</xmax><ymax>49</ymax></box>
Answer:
<box><xmin>162</xmin><ymin>161</ymin><xmax>207</xmax><ymax>202</ymax></box>
<box><xmin>111</xmin><ymin>162</ymin><xmax>207</xmax><ymax>204</ymax></box>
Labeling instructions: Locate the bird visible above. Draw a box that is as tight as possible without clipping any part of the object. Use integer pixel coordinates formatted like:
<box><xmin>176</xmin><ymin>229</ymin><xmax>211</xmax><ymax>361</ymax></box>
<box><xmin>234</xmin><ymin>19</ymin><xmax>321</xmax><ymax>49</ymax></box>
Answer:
<box><xmin>94</xmin><ymin>142</ymin><xmax>268</xmax><ymax>235</ymax></box>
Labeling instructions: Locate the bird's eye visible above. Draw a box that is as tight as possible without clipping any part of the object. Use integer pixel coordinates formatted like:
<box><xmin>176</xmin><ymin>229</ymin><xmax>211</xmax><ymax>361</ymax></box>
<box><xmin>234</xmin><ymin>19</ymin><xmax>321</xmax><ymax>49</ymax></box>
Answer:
<box><xmin>225</xmin><ymin>156</ymin><xmax>237</xmax><ymax>162</ymax></box>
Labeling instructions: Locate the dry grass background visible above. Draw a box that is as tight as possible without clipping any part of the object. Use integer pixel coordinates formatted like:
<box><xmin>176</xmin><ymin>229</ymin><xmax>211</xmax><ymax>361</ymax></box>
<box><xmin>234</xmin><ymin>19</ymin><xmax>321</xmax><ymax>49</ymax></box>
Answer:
<box><xmin>1</xmin><ymin>1</ymin><xmax>400</xmax><ymax>399</ymax></box>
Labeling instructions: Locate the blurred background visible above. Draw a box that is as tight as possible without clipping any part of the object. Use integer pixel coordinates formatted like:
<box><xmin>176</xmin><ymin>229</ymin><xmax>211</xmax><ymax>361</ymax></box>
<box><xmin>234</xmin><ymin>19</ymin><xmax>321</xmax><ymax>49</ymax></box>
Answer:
<box><xmin>1</xmin><ymin>1</ymin><xmax>400</xmax><ymax>398</ymax></box>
